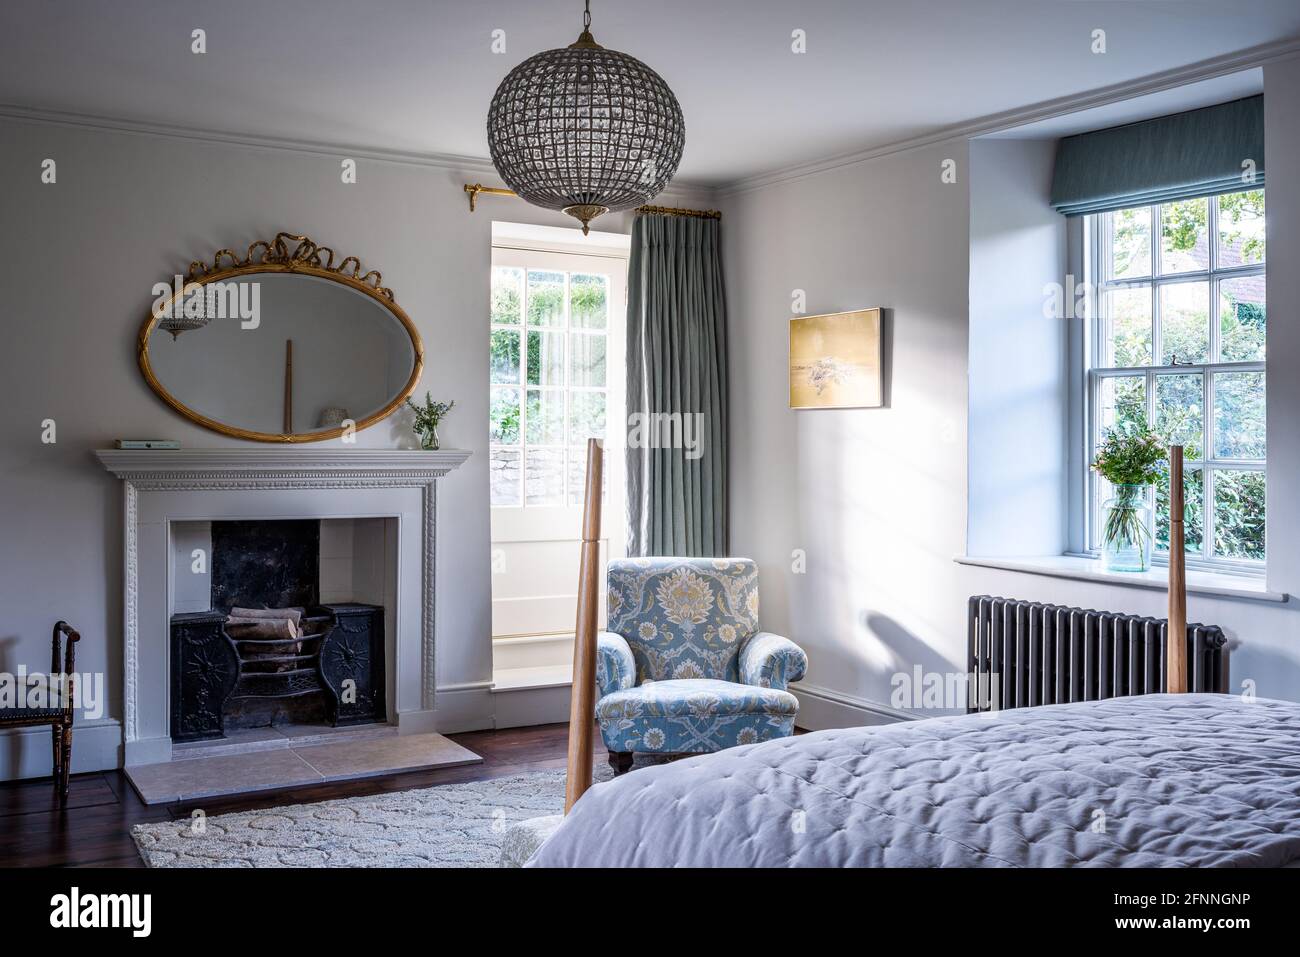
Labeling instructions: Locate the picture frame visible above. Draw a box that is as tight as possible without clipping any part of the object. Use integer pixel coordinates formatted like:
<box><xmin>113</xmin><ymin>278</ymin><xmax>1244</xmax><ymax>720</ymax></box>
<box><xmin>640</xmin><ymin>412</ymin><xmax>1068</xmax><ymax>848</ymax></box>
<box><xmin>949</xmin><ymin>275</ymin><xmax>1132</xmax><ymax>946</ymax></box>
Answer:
<box><xmin>789</xmin><ymin>307</ymin><xmax>885</xmax><ymax>409</ymax></box>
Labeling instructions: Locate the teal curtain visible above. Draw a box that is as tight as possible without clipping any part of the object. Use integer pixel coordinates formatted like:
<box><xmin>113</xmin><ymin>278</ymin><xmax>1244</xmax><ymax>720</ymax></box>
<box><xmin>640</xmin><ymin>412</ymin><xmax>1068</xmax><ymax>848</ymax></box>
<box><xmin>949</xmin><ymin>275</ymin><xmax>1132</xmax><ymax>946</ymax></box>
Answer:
<box><xmin>1050</xmin><ymin>95</ymin><xmax>1264</xmax><ymax>216</ymax></box>
<box><xmin>625</xmin><ymin>213</ymin><xmax>728</xmax><ymax>557</ymax></box>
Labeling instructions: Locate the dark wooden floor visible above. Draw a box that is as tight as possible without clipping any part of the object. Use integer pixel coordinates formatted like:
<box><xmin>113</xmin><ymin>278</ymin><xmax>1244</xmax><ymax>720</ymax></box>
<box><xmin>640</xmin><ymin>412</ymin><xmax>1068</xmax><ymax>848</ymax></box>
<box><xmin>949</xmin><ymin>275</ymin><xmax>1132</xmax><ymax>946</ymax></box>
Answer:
<box><xmin>0</xmin><ymin>723</ymin><xmax>574</xmax><ymax>868</ymax></box>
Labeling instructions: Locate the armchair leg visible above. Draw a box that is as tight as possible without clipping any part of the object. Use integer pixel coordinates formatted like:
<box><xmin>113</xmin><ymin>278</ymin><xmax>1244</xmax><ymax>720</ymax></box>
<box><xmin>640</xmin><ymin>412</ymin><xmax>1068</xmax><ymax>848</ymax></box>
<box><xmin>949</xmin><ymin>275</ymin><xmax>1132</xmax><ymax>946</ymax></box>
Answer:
<box><xmin>607</xmin><ymin>750</ymin><xmax>634</xmax><ymax>776</ymax></box>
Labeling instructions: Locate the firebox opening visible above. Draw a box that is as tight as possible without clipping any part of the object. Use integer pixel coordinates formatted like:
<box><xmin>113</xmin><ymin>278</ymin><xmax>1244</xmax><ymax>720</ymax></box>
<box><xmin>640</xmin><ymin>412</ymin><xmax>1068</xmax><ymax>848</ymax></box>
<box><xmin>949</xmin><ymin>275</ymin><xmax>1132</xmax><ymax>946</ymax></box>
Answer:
<box><xmin>169</xmin><ymin>518</ymin><xmax>389</xmax><ymax>742</ymax></box>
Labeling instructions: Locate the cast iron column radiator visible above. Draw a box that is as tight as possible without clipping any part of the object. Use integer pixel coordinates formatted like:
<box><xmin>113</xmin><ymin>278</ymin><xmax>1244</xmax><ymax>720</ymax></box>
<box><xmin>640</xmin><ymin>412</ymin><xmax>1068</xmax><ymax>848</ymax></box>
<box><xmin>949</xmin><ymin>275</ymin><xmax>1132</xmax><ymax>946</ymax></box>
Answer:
<box><xmin>966</xmin><ymin>596</ymin><xmax>1228</xmax><ymax>714</ymax></box>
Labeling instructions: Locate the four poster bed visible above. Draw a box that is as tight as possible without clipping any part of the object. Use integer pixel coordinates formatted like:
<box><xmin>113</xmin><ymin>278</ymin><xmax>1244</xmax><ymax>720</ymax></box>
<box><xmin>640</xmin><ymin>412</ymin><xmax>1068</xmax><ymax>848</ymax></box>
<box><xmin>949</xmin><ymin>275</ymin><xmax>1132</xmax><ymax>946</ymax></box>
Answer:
<box><xmin>533</xmin><ymin>446</ymin><xmax>1300</xmax><ymax>867</ymax></box>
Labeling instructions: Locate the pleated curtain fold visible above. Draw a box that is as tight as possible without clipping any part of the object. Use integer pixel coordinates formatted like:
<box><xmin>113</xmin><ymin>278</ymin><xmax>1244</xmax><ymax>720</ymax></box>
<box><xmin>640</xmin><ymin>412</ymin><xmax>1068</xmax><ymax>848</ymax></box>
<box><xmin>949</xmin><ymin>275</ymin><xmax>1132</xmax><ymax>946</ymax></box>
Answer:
<box><xmin>624</xmin><ymin>213</ymin><xmax>728</xmax><ymax>557</ymax></box>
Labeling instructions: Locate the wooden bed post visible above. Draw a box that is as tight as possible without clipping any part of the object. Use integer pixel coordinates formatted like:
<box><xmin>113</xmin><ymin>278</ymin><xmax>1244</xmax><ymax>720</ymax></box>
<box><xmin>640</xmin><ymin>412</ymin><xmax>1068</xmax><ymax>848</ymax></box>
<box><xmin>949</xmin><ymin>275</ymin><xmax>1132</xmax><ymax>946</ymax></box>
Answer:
<box><xmin>565</xmin><ymin>438</ymin><xmax>603</xmax><ymax>813</ymax></box>
<box><xmin>1167</xmin><ymin>445</ymin><xmax>1188</xmax><ymax>694</ymax></box>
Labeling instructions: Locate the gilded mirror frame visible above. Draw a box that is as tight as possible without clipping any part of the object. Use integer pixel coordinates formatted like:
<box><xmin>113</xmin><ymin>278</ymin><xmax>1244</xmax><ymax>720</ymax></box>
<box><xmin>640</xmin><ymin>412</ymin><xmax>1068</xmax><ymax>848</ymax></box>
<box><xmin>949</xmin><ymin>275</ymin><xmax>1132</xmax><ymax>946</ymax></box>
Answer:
<box><xmin>138</xmin><ymin>232</ymin><xmax>424</xmax><ymax>443</ymax></box>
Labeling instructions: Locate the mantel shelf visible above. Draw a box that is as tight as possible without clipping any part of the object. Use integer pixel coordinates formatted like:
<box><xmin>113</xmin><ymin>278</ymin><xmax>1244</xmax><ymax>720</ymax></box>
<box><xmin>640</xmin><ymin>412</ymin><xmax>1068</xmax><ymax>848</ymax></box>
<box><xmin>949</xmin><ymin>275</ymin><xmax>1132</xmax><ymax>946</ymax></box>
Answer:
<box><xmin>95</xmin><ymin>448</ymin><xmax>471</xmax><ymax>480</ymax></box>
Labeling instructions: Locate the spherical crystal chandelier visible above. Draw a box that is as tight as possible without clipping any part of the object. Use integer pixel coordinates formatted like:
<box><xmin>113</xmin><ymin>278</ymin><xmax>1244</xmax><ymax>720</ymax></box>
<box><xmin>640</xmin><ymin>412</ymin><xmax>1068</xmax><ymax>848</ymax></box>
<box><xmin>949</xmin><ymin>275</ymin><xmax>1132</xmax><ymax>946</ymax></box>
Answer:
<box><xmin>486</xmin><ymin>0</ymin><xmax>685</xmax><ymax>234</ymax></box>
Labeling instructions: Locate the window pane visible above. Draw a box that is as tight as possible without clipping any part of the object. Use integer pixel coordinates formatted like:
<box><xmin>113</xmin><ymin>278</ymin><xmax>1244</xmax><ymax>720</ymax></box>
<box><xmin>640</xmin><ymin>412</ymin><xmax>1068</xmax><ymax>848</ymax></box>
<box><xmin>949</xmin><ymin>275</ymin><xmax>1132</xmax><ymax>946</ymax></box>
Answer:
<box><xmin>569</xmin><ymin>332</ymin><xmax>607</xmax><ymax>387</ymax></box>
<box><xmin>568</xmin><ymin>391</ymin><xmax>606</xmax><ymax>444</ymax></box>
<box><xmin>568</xmin><ymin>447</ymin><xmax>607</xmax><ymax>505</ymax></box>
<box><xmin>525</xmin><ymin>388</ymin><xmax>564</xmax><ymax>445</ymax></box>
<box><xmin>1219</xmin><ymin>276</ymin><xmax>1266</xmax><ymax>362</ymax></box>
<box><xmin>1155</xmin><ymin>373</ymin><xmax>1203</xmax><ymax>459</ymax></box>
<box><xmin>527</xmin><ymin>270</ymin><xmax>565</xmax><ymax>327</ymax></box>
<box><xmin>1156</xmin><ymin>466</ymin><xmax>1204</xmax><ymax>554</ymax></box>
<box><xmin>1098</xmin><ymin>375</ymin><xmax>1146</xmax><ymax>436</ymax></box>
<box><xmin>1217</xmin><ymin>190</ymin><xmax>1265</xmax><ymax>267</ymax></box>
<box><xmin>1110</xmin><ymin>207</ymin><xmax>1151</xmax><ymax>279</ymax></box>
<box><xmin>524</xmin><ymin>448</ymin><xmax>564</xmax><ymax>506</ymax></box>
<box><xmin>1159</xmin><ymin>281</ymin><xmax>1209</xmax><ymax>365</ymax></box>
<box><xmin>489</xmin><ymin>387</ymin><xmax>520</xmax><ymax>444</ymax></box>
<box><xmin>1213</xmin><ymin>469</ymin><xmax>1265</xmax><ymax>560</ymax></box>
<box><xmin>527</xmin><ymin>330</ymin><xmax>564</xmax><ymax>387</ymax></box>
<box><xmin>1102</xmin><ymin>286</ymin><xmax>1152</xmax><ymax>367</ymax></box>
<box><xmin>489</xmin><ymin>329</ymin><xmax>521</xmax><ymax>384</ymax></box>
<box><xmin>570</xmin><ymin>273</ymin><xmax>608</xmax><ymax>330</ymax></box>
<box><xmin>1159</xmin><ymin>197</ymin><xmax>1209</xmax><ymax>275</ymax></box>
<box><xmin>1213</xmin><ymin>371</ymin><xmax>1266</xmax><ymax>460</ymax></box>
<box><xmin>490</xmin><ymin>449</ymin><xmax>521</xmax><ymax>507</ymax></box>
<box><xmin>491</xmin><ymin>267</ymin><xmax>523</xmax><ymax>325</ymax></box>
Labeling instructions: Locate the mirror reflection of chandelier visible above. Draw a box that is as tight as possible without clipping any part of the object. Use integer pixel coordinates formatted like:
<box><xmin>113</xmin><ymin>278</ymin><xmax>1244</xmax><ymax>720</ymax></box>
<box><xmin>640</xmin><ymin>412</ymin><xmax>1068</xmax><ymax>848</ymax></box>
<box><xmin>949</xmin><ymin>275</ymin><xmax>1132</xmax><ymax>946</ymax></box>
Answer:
<box><xmin>157</xmin><ymin>283</ymin><xmax>213</xmax><ymax>340</ymax></box>
<box><xmin>486</xmin><ymin>0</ymin><xmax>685</xmax><ymax>234</ymax></box>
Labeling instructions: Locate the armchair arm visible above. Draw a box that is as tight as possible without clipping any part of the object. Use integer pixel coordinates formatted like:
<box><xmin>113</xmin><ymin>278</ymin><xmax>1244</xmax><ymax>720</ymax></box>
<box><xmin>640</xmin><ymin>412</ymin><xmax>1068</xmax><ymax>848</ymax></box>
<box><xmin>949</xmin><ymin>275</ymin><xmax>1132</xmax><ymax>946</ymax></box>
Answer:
<box><xmin>596</xmin><ymin>631</ymin><xmax>636</xmax><ymax>698</ymax></box>
<box><xmin>739</xmin><ymin>632</ymin><xmax>807</xmax><ymax>691</ymax></box>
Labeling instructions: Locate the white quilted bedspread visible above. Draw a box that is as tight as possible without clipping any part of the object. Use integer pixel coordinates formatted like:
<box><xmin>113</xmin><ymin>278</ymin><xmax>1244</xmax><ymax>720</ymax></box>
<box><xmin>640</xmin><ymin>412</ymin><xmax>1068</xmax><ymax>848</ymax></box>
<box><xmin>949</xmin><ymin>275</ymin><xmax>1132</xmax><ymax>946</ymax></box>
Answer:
<box><xmin>529</xmin><ymin>694</ymin><xmax>1300</xmax><ymax>867</ymax></box>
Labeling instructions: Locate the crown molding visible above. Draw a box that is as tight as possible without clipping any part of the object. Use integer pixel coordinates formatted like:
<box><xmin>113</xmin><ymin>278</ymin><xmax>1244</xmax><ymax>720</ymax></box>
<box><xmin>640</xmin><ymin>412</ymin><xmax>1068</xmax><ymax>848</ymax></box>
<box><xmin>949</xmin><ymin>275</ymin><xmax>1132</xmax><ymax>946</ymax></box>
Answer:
<box><xmin>0</xmin><ymin>103</ymin><xmax>503</xmax><ymax>176</ymax></box>
<box><xmin>0</xmin><ymin>102</ymin><xmax>716</xmax><ymax>198</ymax></box>
<box><xmin>717</xmin><ymin>35</ymin><xmax>1300</xmax><ymax>196</ymax></box>
<box><xmin>7</xmin><ymin>33</ymin><xmax>1297</xmax><ymax>201</ymax></box>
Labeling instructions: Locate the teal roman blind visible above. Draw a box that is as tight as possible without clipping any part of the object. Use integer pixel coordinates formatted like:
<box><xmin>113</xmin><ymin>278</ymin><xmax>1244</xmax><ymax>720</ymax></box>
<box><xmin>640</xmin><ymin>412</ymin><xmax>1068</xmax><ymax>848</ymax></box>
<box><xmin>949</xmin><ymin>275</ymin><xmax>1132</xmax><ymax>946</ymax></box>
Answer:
<box><xmin>1050</xmin><ymin>95</ymin><xmax>1264</xmax><ymax>216</ymax></box>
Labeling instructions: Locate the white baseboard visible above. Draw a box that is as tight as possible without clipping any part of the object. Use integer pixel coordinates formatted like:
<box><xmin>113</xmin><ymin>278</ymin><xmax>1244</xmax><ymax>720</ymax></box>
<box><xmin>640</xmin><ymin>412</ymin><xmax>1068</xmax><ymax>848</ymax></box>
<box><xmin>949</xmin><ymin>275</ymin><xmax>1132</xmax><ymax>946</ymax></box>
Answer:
<box><xmin>395</xmin><ymin>709</ymin><xmax>441</xmax><ymax>735</ymax></box>
<box><xmin>790</xmin><ymin>682</ymin><xmax>920</xmax><ymax>732</ymax></box>
<box><xmin>431</xmin><ymin>681</ymin><xmax>495</xmax><ymax>734</ymax></box>
<box><xmin>125</xmin><ymin>735</ymin><xmax>171</xmax><ymax>767</ymax></box>
<box><xmin>493</xmin><ymin>683</ymin><xmax>572</xmax><ymax>729</ymax></box>
<box><xmin>0</xmin><ymin>718</ymin><xmax>122</xmax><ymax>781</ymax></box>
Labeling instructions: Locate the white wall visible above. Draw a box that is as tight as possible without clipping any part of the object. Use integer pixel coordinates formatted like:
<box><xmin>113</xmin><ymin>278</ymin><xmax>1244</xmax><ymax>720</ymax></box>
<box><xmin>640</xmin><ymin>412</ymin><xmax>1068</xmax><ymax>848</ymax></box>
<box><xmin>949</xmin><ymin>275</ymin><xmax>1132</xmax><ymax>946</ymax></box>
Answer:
<box><xmin>1264</xmin><ymin>56</ymin><xmax>1300</xmax><ymax>594</ymax></box>
<box><xmin>720</xmin><ymin>138</ymin><xmax>974</xmax><ymax>715</ymax></box>
<box><xmin>968</xmin><ymin>138</ymin><xmax>1069</xmax><ymax>556</ymax></box>
<box><xmin>721</xmin><ymin>64</ymin><xmax>1300</xmax><ymax>725</ymax></box>
<box><xmin>0</xmin><ymin>114</ymin><xmax>712</xmax><ymax>776</ymax></box>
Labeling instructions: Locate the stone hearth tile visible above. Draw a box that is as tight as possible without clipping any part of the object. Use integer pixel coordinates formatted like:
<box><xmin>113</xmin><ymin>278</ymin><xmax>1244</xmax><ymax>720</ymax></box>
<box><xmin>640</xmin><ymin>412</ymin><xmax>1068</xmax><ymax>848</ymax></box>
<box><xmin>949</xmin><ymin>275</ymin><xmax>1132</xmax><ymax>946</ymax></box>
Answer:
<box><xmin>126</xmin><ymin>749</ymin><xmax>322</xmax><ymax>805</ymax></box>
<box><xmin>293</xmin><ymin>732</ymin><xmax>482</xmax><ymax>782</ymax></box>
<box><xmin>171</xmin><ymin>726</ymin><xmax>286</xmax><ymax>760</ymax></box>
<box><xmin>273</xmin><ymin>722</ymin><xmax>398</xmax><ymax>746</ymax></box>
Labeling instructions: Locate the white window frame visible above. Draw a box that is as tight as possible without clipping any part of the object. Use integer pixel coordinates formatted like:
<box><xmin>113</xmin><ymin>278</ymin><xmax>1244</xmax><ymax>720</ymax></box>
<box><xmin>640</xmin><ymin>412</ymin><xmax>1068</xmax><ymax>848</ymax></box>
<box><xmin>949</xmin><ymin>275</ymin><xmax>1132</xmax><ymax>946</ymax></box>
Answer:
<box><xmin>489</xmin><ymin>247</ymin><xmax>624</xmax><ymax>510</ymax></box>
<box><xmin>1084</xmin><ymin>192</ymin><xmax>1266</xmax><ymax>575</ymax></box>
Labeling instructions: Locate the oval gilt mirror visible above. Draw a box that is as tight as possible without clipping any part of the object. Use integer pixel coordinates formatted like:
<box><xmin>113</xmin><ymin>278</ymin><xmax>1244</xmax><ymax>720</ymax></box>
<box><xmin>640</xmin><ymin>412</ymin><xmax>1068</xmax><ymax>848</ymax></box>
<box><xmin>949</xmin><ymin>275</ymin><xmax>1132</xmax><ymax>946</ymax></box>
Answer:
<box><xmin>139</xmin><ymin>233</ymin><xmax>423</xmax><ymax>443</ymax></box>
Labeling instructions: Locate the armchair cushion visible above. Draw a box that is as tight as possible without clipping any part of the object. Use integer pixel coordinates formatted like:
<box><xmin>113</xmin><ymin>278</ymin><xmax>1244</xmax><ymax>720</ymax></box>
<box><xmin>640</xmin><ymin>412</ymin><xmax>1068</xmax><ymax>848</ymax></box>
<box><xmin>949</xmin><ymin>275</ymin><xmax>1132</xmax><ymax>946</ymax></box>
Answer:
<box><xmin>606</xmin><ymin>557</ymin><xmax>760</xmax><ymax>683</ymax></box>
<box><xmin>596</xmin><ymin>631</ymin><xmax>635</xmax><ymax>698</ymax></box>
<box><xmin>739</xmin><ymin>632</ymin><xmax>808</xmax><ymax>691</ymax></box>
<box><xmin>596</xmin><ymin>679</ymin><xmax>798</xmax><ymax>754</ymax></box>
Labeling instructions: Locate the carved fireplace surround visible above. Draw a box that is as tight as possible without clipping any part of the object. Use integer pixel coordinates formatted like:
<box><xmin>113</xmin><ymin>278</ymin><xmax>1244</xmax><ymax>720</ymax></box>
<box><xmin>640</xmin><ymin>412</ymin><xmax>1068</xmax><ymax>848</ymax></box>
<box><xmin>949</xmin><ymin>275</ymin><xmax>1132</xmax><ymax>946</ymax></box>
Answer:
<box><xmin>96</xmin><ymin>448</ymin><xmax>470</xmax><ymax>766</ymax></box>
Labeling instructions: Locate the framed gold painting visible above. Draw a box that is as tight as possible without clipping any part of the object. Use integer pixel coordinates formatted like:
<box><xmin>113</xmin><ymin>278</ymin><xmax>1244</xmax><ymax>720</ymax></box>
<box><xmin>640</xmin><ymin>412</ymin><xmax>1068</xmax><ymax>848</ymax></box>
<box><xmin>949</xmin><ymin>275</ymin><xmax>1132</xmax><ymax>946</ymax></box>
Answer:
<box><xmin>789</xmin><ymin>307</ymin><xmax>884</xmax><ymax>409</ymax></box>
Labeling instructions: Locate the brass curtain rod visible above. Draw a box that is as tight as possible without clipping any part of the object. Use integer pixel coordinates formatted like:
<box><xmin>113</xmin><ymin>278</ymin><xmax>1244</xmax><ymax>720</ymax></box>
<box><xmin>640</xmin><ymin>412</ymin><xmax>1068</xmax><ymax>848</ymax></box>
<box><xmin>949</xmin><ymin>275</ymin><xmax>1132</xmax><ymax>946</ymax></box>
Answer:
<box><xmin>462</xmin><ymin>183</ymin><xmax>720</xmax><ymax>219</ymax></box>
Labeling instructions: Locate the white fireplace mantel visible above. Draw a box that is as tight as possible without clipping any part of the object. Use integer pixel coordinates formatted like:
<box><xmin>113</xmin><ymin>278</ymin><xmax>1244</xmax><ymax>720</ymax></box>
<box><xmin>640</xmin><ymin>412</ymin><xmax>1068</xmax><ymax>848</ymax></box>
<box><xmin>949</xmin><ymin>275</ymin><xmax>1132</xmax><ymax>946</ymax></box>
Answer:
<box><xmin>96</xmin><ymin>448</ymin><xmax>472</xmax><ymax>481</ymax></box>
<box><xmin>96</xmin><ymin>448</ymin><xmax>471</xmax><ymax>765</ymax></box>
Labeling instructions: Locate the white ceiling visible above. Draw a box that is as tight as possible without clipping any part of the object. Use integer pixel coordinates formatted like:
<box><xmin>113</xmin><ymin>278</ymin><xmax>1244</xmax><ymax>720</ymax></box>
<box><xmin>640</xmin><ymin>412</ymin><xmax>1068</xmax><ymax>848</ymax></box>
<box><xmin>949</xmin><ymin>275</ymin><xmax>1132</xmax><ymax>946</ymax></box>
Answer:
<box><xmin>2</xmin><ymin>0</ymin><xmax>1298</xmax><ymax>188</ymax></box>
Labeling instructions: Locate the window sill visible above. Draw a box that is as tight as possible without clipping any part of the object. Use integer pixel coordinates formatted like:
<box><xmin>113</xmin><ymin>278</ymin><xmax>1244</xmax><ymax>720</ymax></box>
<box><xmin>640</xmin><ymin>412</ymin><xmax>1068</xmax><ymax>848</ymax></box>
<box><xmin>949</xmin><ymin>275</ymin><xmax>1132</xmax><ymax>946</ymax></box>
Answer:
<box><xmin>955</xmin><ymin>554</ymin><xmax>1287</xmax><ymax>604</ymax></box>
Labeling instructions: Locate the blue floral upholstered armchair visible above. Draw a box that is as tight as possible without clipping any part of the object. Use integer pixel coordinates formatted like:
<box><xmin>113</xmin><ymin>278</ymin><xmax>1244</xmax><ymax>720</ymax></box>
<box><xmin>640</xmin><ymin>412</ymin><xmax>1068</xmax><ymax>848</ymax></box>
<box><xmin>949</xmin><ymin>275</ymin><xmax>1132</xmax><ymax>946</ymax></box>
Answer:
<box><xmin>595</xmin><ymin>557</ymin><xmax>808</xmax><ymax>774</ymax></box>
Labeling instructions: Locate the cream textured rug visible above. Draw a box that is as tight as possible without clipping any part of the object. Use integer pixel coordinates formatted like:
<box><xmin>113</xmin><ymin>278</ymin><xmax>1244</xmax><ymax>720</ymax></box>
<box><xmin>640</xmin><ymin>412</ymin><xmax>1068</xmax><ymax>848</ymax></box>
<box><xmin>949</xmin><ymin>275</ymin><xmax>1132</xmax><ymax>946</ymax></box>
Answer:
<box><xmin>132</xmin><ymin>766</ymin><xmax>613</xmax><ymax>867</ymax></box>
